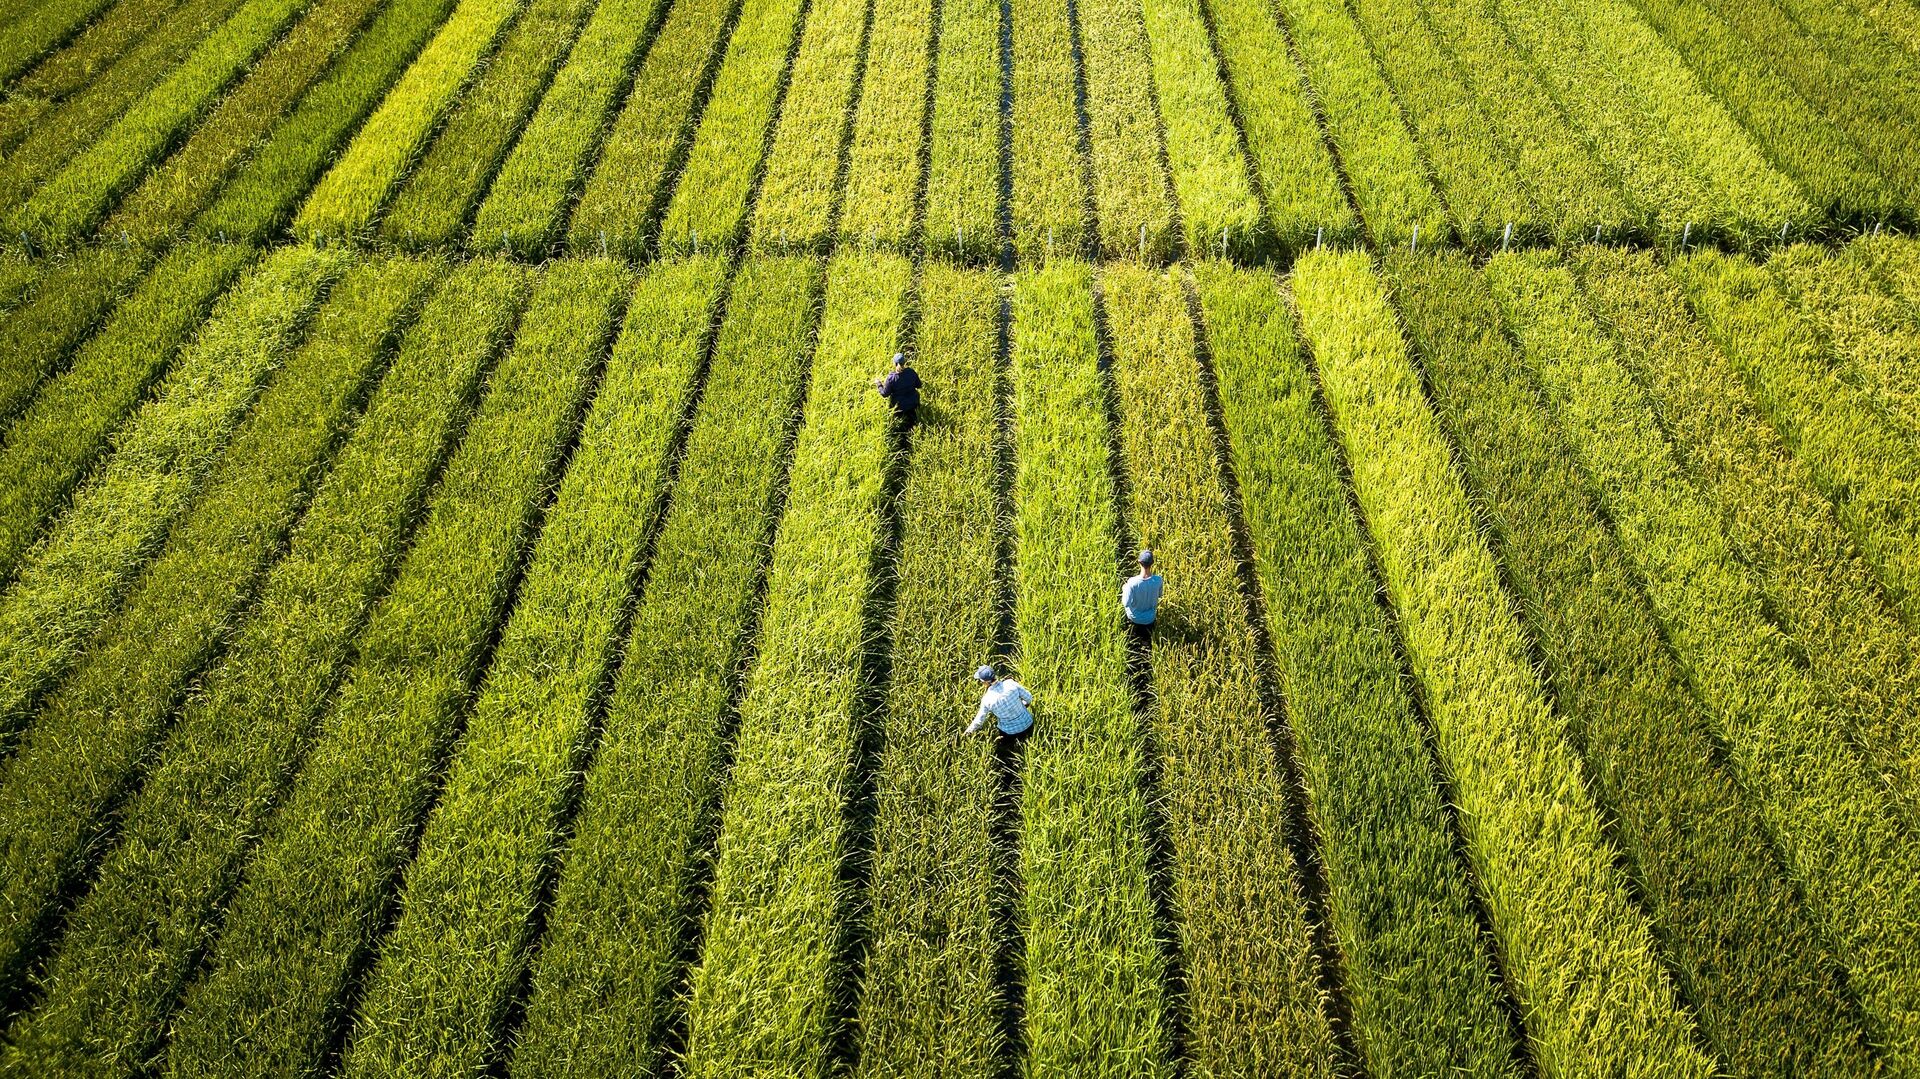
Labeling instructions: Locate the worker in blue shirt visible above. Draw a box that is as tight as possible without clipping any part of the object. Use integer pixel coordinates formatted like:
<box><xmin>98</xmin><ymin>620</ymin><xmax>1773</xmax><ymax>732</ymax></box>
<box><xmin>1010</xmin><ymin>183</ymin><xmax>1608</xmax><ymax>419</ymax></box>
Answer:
<box><xmin>875</xmin><ymin>352</ymin><xmax>922</xmax><ymax>428</ymax></box>
<box><xmin>1121</xmin><ymin>549</ymin><xmax>1163</xmax><ymax>644</ymax></box>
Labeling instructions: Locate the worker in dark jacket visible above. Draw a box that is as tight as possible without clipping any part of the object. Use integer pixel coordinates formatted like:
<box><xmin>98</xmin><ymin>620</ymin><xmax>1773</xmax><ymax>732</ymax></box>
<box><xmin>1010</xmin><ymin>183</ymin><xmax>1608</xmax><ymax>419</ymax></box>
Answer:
<box><xmin>875</xmin><ymin>352</ymin><xmax>922</xmax><ymax>427</ymax></box>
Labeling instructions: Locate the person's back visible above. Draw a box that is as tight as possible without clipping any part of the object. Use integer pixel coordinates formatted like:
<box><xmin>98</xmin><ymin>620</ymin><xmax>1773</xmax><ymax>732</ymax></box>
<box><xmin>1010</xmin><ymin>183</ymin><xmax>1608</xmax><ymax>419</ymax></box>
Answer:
<box><xmin>967</xmin><ymin>667</ymin><xmax>1033</xmax><ymax>737</ymax></box>
<box><xmin>1122</xmin><ymin>549</ymin><xmax>1163</xmax><ymax>631</ymax></box>
<box><xmin>876</xmin><ymin>352</ymin><xmax>921</xmax><ymax>418</ymax></box>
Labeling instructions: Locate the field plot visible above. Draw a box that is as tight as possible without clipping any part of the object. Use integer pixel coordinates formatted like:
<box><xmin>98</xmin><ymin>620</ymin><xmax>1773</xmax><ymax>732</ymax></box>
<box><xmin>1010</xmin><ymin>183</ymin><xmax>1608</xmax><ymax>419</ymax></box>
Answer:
<box><xmin>9</xmin><ymin>0</ymin><xmax>1920</xmax><ymax>1072</ymax></box>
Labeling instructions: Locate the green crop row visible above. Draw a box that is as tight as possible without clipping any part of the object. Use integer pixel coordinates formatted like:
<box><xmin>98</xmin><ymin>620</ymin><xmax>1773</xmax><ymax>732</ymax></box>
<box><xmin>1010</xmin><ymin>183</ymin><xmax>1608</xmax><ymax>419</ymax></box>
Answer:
<box><xmin>1267</xmin><ymin>0</ymin><xmax>1445</xmax><ymax>246</ymax></box>
<box><xmin>189</xmin><ymin>0</ymin><xmax>455</xmax><ymax>243</ymax></box>
<box><xmin>293</xmin><ymin>0</ymin><xmax>528</xmax><ymax>241</ymax></box>
<box><xmin>1483</xmin><ymin>249</ymin><xmax>1920</xmax><ymax>1067</ymax></box>
<box><xmin>1103</xmin><ymin>264</ymin><xmax>1333</xmax><ymax>1074</ymax></box>
<box><xmin>460</xmin><ymin>0</ymin><xmax>667</xmax><ymax>256</ymax></box>
<box><xmin>1295</xmin><ymin>248</ymin><xmax>1716</xmax><ymax>1077</ymax></box>
<box><xmin>749</xmin><ymin>0</ymin><xmax>873</xmax><ymax>252</ymax></box>
<box><xmin>851</xmin><ymin>264</ymin><xmax>1003</xmax><ymax>1079</ymax></box>
<box><xmin>1855</xmin><ymin>233</ymin><xmax>1920</xmax><ymax>310</ymax></box>
<box><xmin>1411</xmin><ymin>0</ymin><xmax>1635</xmax><ymax>241</ymax></box>
<box><xmin>1194</xmin><ymin>0</ymin><xmax>1353</xmax><ymax>252</ymax></box>
<box><xmin>1346</xmin><ymin>0</ymin><xmax>1532</xmax><ymax>245</ymax></box>
<box><xmin>428</xmin><ymin>256</ymin><xmax>818</xmax><ymax>1078</ymax></box>
<box><xmin>1137</xmin><ymin>0</ymin><xmax>1262</xmax><ymax>259</ymax></box>
<box><xmin>1575</xmin><ymin>248</ymin><xmax>1920</xmax><ymax>819</ymax></box>
<box><xmin>1009</xmin><ymin>261</ymin><xmax>1166</xmax><ymax>1075</ymax></box>
<box><xmin>0</xmin><ymin>247</ymin><xmax>338</xmax><ymax>739</ymax></box>
<box><xmin>1765</xmin><ymin>0</ymin><xmax>1920</xmax><ymax>139</ymax></box>
<box><xmin>655</xmin><ymin>0</ymin><xmax>810</xmax><ymax>255</ymax></box>
<box><xmin>1389</xmin><ymin>248</ymin><xmax>1877</xmax><ymax>1076</ymax></box>
<box><xmin>0</xmin><ymin>258</ymin><xmax>526</xmax><ymax>1077</ymax></box>
<box><xmin>0</xmin><ymin>256</ymin><xmax>436</xmax><ymax>1022</ymax></box>
<box><xmin>0</xmin><ymin>0</ymin><xmax>193</xmax><ymax>154</ymax></box>
<box><xmin>0</xmin><ymin>246</ymin><xmax>144</xmax><ymax>455</ymax></box>
<box><xmin>1859</xmin><ymin>0</ymin><xmax>1920</xmax><ymax>55</ymax></box>
<box><xmin>563</xmin><ymin>0</ymin><xmax>742</xmax><ymax>259</ymax></box>
<box><xmin>0</xmin><ymin>0</ymin><xmax>121</xmax><ymax>84</ymax></box>
<box><xmin>174</xmin><ymin>260</ymin><xmax>634</xmax><ymax>1079</ymax></box>
<box><xmin>1076</xmin><ymin>0</ymin><xmax>1176</xmax><ymax>261</ymax></box>
<box><xmin>11</xmin><ymin>0</ymin><xmax>325</xmax><ymax>245</ymax></box>
<box><xmin>0</xmin><ymin>244</ymin><xmax>250</xmax><ymax>624</ymax></box>
<box><xmin>100</xmin><ymin>0</ymin><xmax>397</xmax><ymax>246</ymax></box>
<box><xmin>680</xmin><ymin>252</ymin><xmax>910</xmax><ymax>1076</ymax></box>
<box><xmin>1193</xmin><ymin>260</ymin><xmax>1518</xmax><ymax>1077</ymax></box>
<box><xmin>1010</xmin><ymin>0</ymin><xmax>1088</xmax><ymax>260</ymax></box>
<box><xmin>0</xmin><ymin>258</ymin><xmax>40</xmax><ymax>313</ymax></box>
<box><xmin>921</xmin><ymin>0</ymin><xmax>998</xmax><ymax>260</ymax></box>
<box><xmin>1769</xmin><ymin>243</ymin><xmax>1920</xmax><ymax>446</ymax></box>
<box><xmin>837</xmin><ymin>0</ymin><xmax>931</xmax><ymax>250</ymax></box>
<box><xmin>0</xmin><ymin>0</ymin><xmax>249</xmax><ymax>219</ymax></box>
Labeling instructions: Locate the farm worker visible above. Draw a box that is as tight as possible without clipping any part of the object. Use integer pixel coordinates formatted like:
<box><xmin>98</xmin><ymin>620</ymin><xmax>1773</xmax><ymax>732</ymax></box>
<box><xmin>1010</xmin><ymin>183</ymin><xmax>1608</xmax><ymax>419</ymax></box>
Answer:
<box><xmin>875</xmin><ymin>351</ymin><xmax>922</xmax><ymax>427</ymax></box>
<box><xmin>966</xmin><ymin>665</ymin><xmax>1033</xmax><ymax>739</ymax></box>
<box><xmin>1121</xmin><ymin>549</ymin><xmax>1163</xmax><ymax>644</ymax></box>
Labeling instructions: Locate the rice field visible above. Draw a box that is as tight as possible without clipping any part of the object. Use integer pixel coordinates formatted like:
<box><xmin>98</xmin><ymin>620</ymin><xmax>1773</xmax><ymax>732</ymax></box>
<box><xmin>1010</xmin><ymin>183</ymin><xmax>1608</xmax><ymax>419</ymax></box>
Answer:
<box><xmin>1</xmin><ymin>0</ymin><xmax>1918</xmax><ymax>1069</ymax></box>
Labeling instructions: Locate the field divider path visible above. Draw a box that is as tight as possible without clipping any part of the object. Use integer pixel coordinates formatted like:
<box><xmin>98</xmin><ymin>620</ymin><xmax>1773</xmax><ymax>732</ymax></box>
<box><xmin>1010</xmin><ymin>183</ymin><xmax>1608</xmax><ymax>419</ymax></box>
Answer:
<box><xmin>1389</xmin><ymin>248</ymin><xmax>1879</xmax><ymax>1076</ymax></box>
<box><xmin>342</xmin><ymin>255</ymin><xmax>816</xmax><ymax>1078</ymax></box>
<box><xmin>0</xmin><ymin>255</ymin><xmax>439</xmax><ymax>1020</ymax></box>
<box><xmin>0</xmin><ymin>247</ymin><xmax>341</xmax><ymax>742</ymax></box>
<box><xmin>1293</xmin><ymin>248</ymin><xmax>1718</xmax><ymax>1079</ymax></box>
<box><xmin>677</xmin><ymin>252</ymin><xmax>912</xmax><ymax>1076</ymax></box>
<box><xmin>1192</xmin><ymin>259</ymin><xmax>1522</xmax><ymax>1077</ymax></box>
<box><xmin>1674</xmin><ymin>250</ymin><xmax>1920</xmax><ymax>625</ymax></box>
<box><xmin>1009</xmin><ymin>260</ymin><xmax>1167</xmax><ymax>1076</ymax></box>
<box><xmin>851</xmin><ymin>264</ymin><xmax>1006</xmax><ymax>1079</ymax></box>
<box><xmin>0</xmin><ymin>257</ymin><xmax>534</xmax><ymax>1078</ymax></box>
<box><xmin>1102</xmin><ymin>263</ymin><xmax>1335</xmax><ymax>1075</ymax></box>
<box><xmin>164</xmin><ymin>258</ymin><xmax>648</xmax><ymax>1079</ymax></box>
<box><xmin>1483</xmin><ymin>249</ymin><xmax>1920</xmax><ymax>1068</ymax></box>
<box><xmin>0</xmin><ymin>248</ymin><xmax>148</xmax><ymax>459</ymax></box>
<box><xmin>1573</xmin><ymin>247</ymin><xmax>1920</xmax><ymax>823</ymax></box>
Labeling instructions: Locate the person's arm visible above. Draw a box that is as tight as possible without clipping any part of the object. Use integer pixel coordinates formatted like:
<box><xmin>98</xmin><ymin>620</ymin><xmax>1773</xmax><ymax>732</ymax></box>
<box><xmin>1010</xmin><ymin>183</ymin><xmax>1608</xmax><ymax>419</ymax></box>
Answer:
<box><xmin>966</xmin><ymin>702</ymin><xmax>988</xmax><ymax>734</ymax></box>
<box><xmin>1017</xmin><ymin>685</ymin><xmax>1032</xmax><ymax>707</ymax></box>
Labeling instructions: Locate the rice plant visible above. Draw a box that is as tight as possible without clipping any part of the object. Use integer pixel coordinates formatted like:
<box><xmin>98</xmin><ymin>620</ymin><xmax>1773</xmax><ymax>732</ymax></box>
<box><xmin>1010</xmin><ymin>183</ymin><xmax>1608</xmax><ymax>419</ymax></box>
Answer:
<box><xmin>1010</xmin><ymin>0</ymin><xmax>1089</xmax><ymax>260</ymax></box>
<box><xmin>1136</xmin><ymin>0</ymin><xmax>1263</xmax><ymax>259</ymax></box>
<box><xmin>836</xmin><ymin>0</ymin><xmax>933</xmax><ymax>250</ymax></box>
<box><xmin>748</xmin><ymin>0</ymin><xmax>873</xmax><ymax>252</ymax></box>
<box><xmin>1076</xmin><ymin>0</ymin><xmax>1178</xmax><ymax>262</ymax></box>
<box><xmin>921</xmin><ymin>0</ymin><xmax>999</xmax><ymax>261</ymax></box>
<box><xmin>1768</xmin><ymin>243</ymin><xmax>1920</xmax><ymax>445</ymax></box>
<box><xmin>0</xmin><ymin>246</ymin><xmax>144</xmax><ymax>444</ymax></box>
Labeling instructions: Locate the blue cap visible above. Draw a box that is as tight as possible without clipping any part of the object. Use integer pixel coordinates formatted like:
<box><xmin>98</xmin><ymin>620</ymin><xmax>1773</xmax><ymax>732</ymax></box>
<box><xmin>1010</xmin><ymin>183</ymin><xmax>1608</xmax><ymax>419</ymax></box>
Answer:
<box><xmin>975</xmin><ymin>665</ymin><xmax>995</xmax><ymax>682</ymax></box>
<box><xmin>1138</xmin><ymin>549</ymin><xmax>1154</xmax><ymax>566</ymax></box>
<box><xmin>892</xmin><ymin>352</ymin><xmax>906</xmax><ymax>366</ymax></box>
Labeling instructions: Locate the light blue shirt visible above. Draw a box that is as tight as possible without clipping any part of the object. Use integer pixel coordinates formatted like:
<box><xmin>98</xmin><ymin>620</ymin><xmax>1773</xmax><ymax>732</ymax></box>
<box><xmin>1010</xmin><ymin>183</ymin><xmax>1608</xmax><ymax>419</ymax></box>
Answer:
<box><xmin>1122</xmin><ymin>572</ymin><xmax>1163</xmax><ymax>625</ymax></box>
<box><xmin>969</xmin><ymin>679</ymin><xmax>1033</xmax><ymax>735</ymax></box>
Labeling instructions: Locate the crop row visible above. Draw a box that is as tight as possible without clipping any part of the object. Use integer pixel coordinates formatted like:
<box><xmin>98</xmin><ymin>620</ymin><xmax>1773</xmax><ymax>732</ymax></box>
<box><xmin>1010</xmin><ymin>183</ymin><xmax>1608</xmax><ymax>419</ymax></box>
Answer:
<box><xmin>1295</xmin><ymin>248</ymin><xmax>1714</xmax><ymax>1077</ymax></box>
<box><xmin>836</xmin><ymin>0</ymin><xmax>932</xmax><ymax>249</ymax></box>
<box><xmin>1389</xmin><ymin>248</ymin><xmax>1876</xmax><ymax>1075</ymax></box>
<box><xmin>1768</xmin><ymin>243</ymin><xmax>1920</xmax><ymax>448</ymax></box>
<box><xmin>0</xmin><ymin>254</ymin><xmax>440</xmax><ymax>1029</ymax></box>
<box><xmin>921</xmin><ymin>0</ymin><xmax>997</xmax><ymax>260</ymax></box>
<box><xmin>1076</xmin><ymin>0</ymin><xmax>1176</xmax><ymax>261</ymax></box>
<box><xmin>1194</xmin><ymin>259</ymin><xmax>1518</xmax><ymax>1076</ymax></box>
<box><xmin>0</xmin><ymin>256</ymin><xmax>529</xmax><ymax>1076</ymax></box>
<box><xmin>748</xmin><ymin>0</ymin><xmax>873</xmax><ymax>251</ymax></box>
<box><xmin>0</xmin><ymin>0</ymin><xmax>123</xmax><ymax>83</ymax></box>
<box><xmin>174</xmin><ymin>260</ymin><xmax>634</xmax><ymax>1079</ymax></box>
<box><xmin>0</xmin><ymin>0</ymin><xmax>199</xmax><ymax>155</ymax></box>
<box><xmin>1102</xmin><ymin>263</ymin><xmax>1331</xmax><ymax>1073</ymax></box>
<box><xmin>0</xmin><ymin>247</ymin><xmax>145</xmax><ymax>465</ymax></box>
<box><xmin>1009</xmin><ymin>0</ymin><xmax>1087</xmax><ymax>260</ymax></box>
<box><xmin>1137</xmin><ymin>0</ymin><xmax>1262</xmax><ymax>259</ymax></box>
<box><xmin>1483</xmin><ymin>249</ymin><xmax>1920</xmax><ymax>1067</ymax></box>
<box><xmin>1009</xmin><ymin>261</ymin><xmax>1166</xmax><ymax>1074</ymax></box>
<box><xmin>850</xmin><ymin>264</ymin><xmax>1003</xmax><ymax>1077</ymax></box>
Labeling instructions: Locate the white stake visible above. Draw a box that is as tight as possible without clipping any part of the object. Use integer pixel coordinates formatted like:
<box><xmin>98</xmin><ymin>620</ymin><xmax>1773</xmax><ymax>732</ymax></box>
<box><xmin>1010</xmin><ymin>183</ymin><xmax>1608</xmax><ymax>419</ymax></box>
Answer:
<box><xmin>1501</xmin><ymin>222</ymin><xmax>1512</xmax><ymax>252</ymax></box>
<box><xmin>1681</xmin><ymin>222</ymin><xmax>1691</xmax><ymax>250</ymax></box>
<box><xmin>1316</xmin><ymin>226</ymin><xmax>1323</xmax><ymax>249</ymax></box>
<box><xmin>1411</xmin><ymin>223</ymin><xmax>1419</xmax><ymax>252</ymax></box>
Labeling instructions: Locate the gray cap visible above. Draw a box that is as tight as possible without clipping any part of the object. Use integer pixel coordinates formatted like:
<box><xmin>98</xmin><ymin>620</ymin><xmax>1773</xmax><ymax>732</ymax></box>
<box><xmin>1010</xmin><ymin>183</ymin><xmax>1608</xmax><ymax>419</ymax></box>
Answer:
<box><xmin>975</xmin><ymin>665</ymin><xmax>995</xmax><ymax>682</ymax></box>
<box><xmin>1138</xmin><ymin>549</ymin><xmax>1154</xmax><ymax>566</ymax></box>
<box><xmin>893</xmin><ymin>352</ymin><xmax>906</xmax><ymax>366</ymax></box>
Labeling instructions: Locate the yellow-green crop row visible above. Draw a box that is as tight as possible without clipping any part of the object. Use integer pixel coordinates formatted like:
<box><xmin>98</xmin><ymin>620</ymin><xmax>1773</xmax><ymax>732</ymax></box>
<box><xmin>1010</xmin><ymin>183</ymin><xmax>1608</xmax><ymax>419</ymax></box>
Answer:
<box><xmin>656</xmin><ymin>0</ymin><xmax>811</xmax><ymax>255</ymax></box>
<box><xmin>192</xmin><ymin>0</ymin><xmax>461</xmax><ymax>242</ymax></box>
<box><xmin>450</xmin><ymin>256</ymin><xmax>819</xmax><ymax>1077</ymax></box>
<box><xmin>922</xmin><ymin>0</ymin><xmax>999</xmax><ymax>261</ymax></box>
<box><xmin>1295</xmin><ymin>248</ymin><xmax>1716</xmax><ymax>1078</ymax></box>
<box><xmin>0</xmin><ymin>259</ymin><xmax>40</xmax><ymax>313</ymax></box>
<box><xmin>1193</xmin><ymin>0</ymin><xmax>1352</xmax><ymax>252</ymax></box>
<box><xmin>680</xmin><ymin>252</ymin><xmax>909</xmax><ymax>1076</ymax></box>
<box><xmin>1194</xmin><ymin>259</ymin><xmax>1519</xmax><ymax>1077</ymax></box>
<box><xmin>0</xmin><ymin>247</ymin><xmax>338</xmax><ymax>737</ymax></box>
<box><xmin>1769</xmin><ymin>243</ymin><xmax>1920</xmax><ymax>446</ymax></box>
<box><xmin>851</xmin><ymin>264</ymin><xmax>1003</xmax><ymax>1078</ymax></box>
<box><xmin>0</xmin><ymin>0</ymin><xmax>197</xmax><ymax>154</ymax></box>
<box><xmin>377</xmin><ymin>0</ymin><xmax>597</xmax><ymax>250</ymax></box>
<box><xmin>1390</xmin><ymin>248</ymin><xmax>1878</xmax><ymax>1076</ymax></box>
<box><xmin>1076</xmin><ymin>0</ymin><xmax>1176</xmax><ymax>261</ymax></box>
<box><xmin>1103</xmin><ymin>263</ymin><xmax>1333</xmax><ymax>1074</ymax></box>
<box><xmin>837</xmin><ymin>0</ymin><xmax>932</xmax><ymax>250</ymax></box>
<box><xmin>459</xmin><ymin>0</ymin><xmax>668</xmax><ymax>256</ymax></box>
<box><xmin>10</xmin><ymin>0</ymin><xmax>325</xmax><ymax>246</ymax></box>
<box><xmin>0</xmin><ymin>255</ymin><xmax>435</xmax><ymax>1017</ymax></box>
<box><xmin>1484</xmin><ymin>249</ymin><xmax>1920</xmax><ymax>1067</ymax></box>
<box><xmin>563</xmin><ymin>0</ymin><xmax>742</xmax><ymax>258</ymax></box>
<box><xmin>1575</xmin><ymin>247</ymin><xmax>1920</xmax><ymax>817</ymax></box>
<box><xmin>1345</xmin><ymin>0</ymin><xmax>1532</xmax><ymax>246</ymax></box>
<box><xmin>0</xmin><ymin>246</ymin><xmax>144</xmax><ymax>456</ymax></box>
<box><xmin>0</xmin><ymin>0</ymin><xmax>123</xmax><ymax>83</ymax></box>
<box><xmin>0</xmin><ymin>244</ymin><xmax>252</xmax><ymax>651</ymax></box>
<box><xmin>1767</xmin><ymin>0</ymin><xmax>1920</xmax><ymax>138</ymax></box>
<box><xmin>1010</xmin><ymin>261</ymin><xmax>1166</xmax><ymax>1075</ymax></box>
<box><xmin>1267</xmin><ymin>0</ymin><xmax>1445</xmax><ymax>246</ymax></box>
<box><xmin>749</xmin><ymin>0</ymin><xmax>872</xmax><ymax>252</ymax></box>
<box><xmin>1010</xmin><ymin>0</ymin><xmax>1088</xmax><ymax>260</ymax></box>
<box><xmin>1137</xmin><ymin>0</ymin><xmax>1262</xmax><ymax>260</ymax></box>
<box><xmin>293</xmin><ymin>0</ymin><xmax>529</xmax><ymax>241</ymax></box>
<box><xmin>100</xmin><ymin>0</ymin><xmax>399</xmax><ymax>246</ymax></box>
<box><xmin>173</xmin><ymin>259</ymin><xmax>640</xmax><ymax>1079</ymax></box>
<box><xmin>0</xmin><ymin>257</ymin><xmax>526</xmax><ymax>1077</ymax></box>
